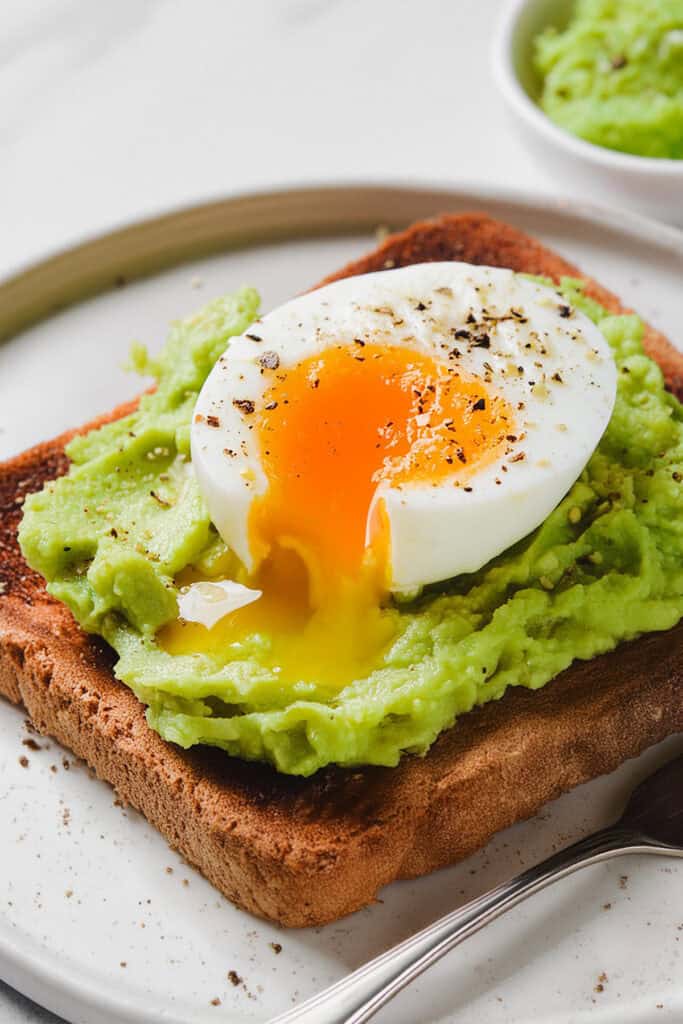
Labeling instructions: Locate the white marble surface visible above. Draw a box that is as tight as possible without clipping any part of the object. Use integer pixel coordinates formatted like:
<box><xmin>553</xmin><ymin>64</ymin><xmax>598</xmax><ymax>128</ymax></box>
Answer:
<box><xmin>0</xmin><ymin>0</ymin><xmax>561</xmax><ymax>280</ymax></box>
<box><xmin>0</xmin><ymin>2</ymin><xmax>599</xmax><ymax>1022</ymax></box>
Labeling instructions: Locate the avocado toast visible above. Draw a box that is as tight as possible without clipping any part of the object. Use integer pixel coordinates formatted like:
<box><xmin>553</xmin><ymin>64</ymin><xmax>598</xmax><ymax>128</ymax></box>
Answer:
<box><xmin>1</xmin><ymin>213</ymin><xmax>682</xmax><ymax>926</ymax></box>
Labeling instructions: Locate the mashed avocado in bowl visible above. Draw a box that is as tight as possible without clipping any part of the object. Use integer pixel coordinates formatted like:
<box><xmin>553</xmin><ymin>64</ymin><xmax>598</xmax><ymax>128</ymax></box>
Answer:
<box><xmin>534</xmin><ymin>0</ymin><xmax>683</xmax><ymax>159</ymax></box>
<box><xmin>18</xmin><ymin>281</ymin><xmax>683</xmax><ymax>776</ymax></box>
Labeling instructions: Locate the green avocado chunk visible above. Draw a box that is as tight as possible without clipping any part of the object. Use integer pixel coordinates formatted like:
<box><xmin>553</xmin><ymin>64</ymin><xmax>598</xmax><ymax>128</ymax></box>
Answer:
<box><xmin>534</xmin><ymin>0</ymin><xmax>683</xmax><ymax>159</ymax></box>
<box><xmin>19</xmin><ymin>280</ymin><xmax>683</xmax><ymax>776</ymax></box>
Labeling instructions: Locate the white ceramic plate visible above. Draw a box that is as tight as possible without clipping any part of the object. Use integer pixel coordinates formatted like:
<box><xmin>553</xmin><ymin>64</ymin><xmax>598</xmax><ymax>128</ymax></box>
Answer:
<box><xmin>1</xmin><ymin>185</ymin><xmax>682</xmax><ymax>1024</ymax></box>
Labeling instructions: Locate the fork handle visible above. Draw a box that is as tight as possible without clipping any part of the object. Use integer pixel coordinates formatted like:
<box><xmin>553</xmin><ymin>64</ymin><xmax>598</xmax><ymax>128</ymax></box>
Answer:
<box><xmin>272</xmin><ymin>827</ymin><xmax>654</xmax><ymax>1024</ymax></box>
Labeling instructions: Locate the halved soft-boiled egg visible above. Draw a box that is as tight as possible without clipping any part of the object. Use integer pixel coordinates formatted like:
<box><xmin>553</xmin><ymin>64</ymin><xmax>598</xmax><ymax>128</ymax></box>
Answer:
<box><xmin>170</xmin><ymin>262</ymin><xmax>616</xmax><ymax>685</ymax></box>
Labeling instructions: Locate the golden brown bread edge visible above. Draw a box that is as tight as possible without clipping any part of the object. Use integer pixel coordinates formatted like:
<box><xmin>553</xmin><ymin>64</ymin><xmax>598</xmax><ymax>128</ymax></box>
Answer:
<box><xmin>1</xmin><ymin>213</ymin><xmax>682</xmax><ymax>928</ymax></box>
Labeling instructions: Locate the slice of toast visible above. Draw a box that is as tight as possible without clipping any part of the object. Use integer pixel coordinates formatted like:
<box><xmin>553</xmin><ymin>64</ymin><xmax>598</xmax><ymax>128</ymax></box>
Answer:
<box><xmin>1</xmin><ymin>214</ymin><xmax>681</xmax><ymax>928</ymax></box>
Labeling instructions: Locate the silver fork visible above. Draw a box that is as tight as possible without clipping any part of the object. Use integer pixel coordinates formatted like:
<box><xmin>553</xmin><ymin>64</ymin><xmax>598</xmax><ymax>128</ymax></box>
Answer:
<box><xmin>272</xmin><ymin>754</ymin><xmax>683</xmax><ymax>1024</ymax></box>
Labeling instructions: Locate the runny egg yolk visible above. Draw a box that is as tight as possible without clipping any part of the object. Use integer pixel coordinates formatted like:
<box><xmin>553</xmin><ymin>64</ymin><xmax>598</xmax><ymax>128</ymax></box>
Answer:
<box><xmin>162</xmin><ymin>344</ymin><xmax>515</xmax><ymax>689</ymax></box>
<box><xmin>251</xmin><ymin>344</ymin><xmax>515</xmax><ymax>595</ymax></box>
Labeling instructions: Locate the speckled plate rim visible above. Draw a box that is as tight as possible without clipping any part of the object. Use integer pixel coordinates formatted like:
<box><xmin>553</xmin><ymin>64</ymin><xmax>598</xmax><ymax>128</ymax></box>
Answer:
<box><xmin>1</xmin><ymin>182</ymin><xmax>683</xmax><ymax>1024</ymax></box>
<box><xmin>1</xmin><ymin>180</ymin><xmax>683</xmax><ymax>344</ymax></box>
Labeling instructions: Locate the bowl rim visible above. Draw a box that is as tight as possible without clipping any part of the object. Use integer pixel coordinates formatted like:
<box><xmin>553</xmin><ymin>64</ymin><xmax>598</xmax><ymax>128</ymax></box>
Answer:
<box><xmin>492</xmin><ymin>0</ymin><xmax>683</xmax><ymax>177</ymax></box>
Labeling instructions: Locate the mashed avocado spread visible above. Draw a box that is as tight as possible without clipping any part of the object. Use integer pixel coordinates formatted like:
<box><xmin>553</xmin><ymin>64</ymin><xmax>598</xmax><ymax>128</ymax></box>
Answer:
<box><xmin>535</xmin><ymin>0</ymin><xmax>683</xmax><ymax>159</ymax></box>
<box><xmin>19</xmin><ymin>282</ymin><xmax>683</xmax><ymax>776</ymax></box>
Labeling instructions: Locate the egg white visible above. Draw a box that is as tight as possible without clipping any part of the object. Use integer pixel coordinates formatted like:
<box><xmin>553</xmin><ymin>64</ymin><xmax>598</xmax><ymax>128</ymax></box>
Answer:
<box><xmin>191</xmin><ymin>262</ymin><xmax>616</xmax><ymax>594</ymax></box>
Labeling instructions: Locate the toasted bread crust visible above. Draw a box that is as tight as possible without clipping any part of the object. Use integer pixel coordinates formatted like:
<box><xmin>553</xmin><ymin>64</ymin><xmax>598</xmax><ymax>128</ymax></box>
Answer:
<box><xmin>1</xmin><ymin>214</ymin><xmax>681</xmax><ymax>927</ymax></box>
<box><xmin>319</xmin><ymin>213</ymin><xmax>683</xmax><ymax>402</ymax></box>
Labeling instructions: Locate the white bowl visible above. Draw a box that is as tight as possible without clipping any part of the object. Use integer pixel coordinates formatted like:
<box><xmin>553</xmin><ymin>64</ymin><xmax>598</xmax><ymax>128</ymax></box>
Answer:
<box><xmin>492</xmin><ymin>0</ymin><xmax>683</xmax><ymax>225</ymax></box>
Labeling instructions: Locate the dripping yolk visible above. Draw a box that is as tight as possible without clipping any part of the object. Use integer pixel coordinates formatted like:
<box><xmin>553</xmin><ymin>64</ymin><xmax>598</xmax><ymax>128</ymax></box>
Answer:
<box><xmin>161</xmin><ymin>344</ymin><xmax>514</xmax><ymax>689</ymax></box>
<box><xmin>250</xmin><ymin>344</ymin><xmax>514</xmax><ymax>596</ymax></box>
